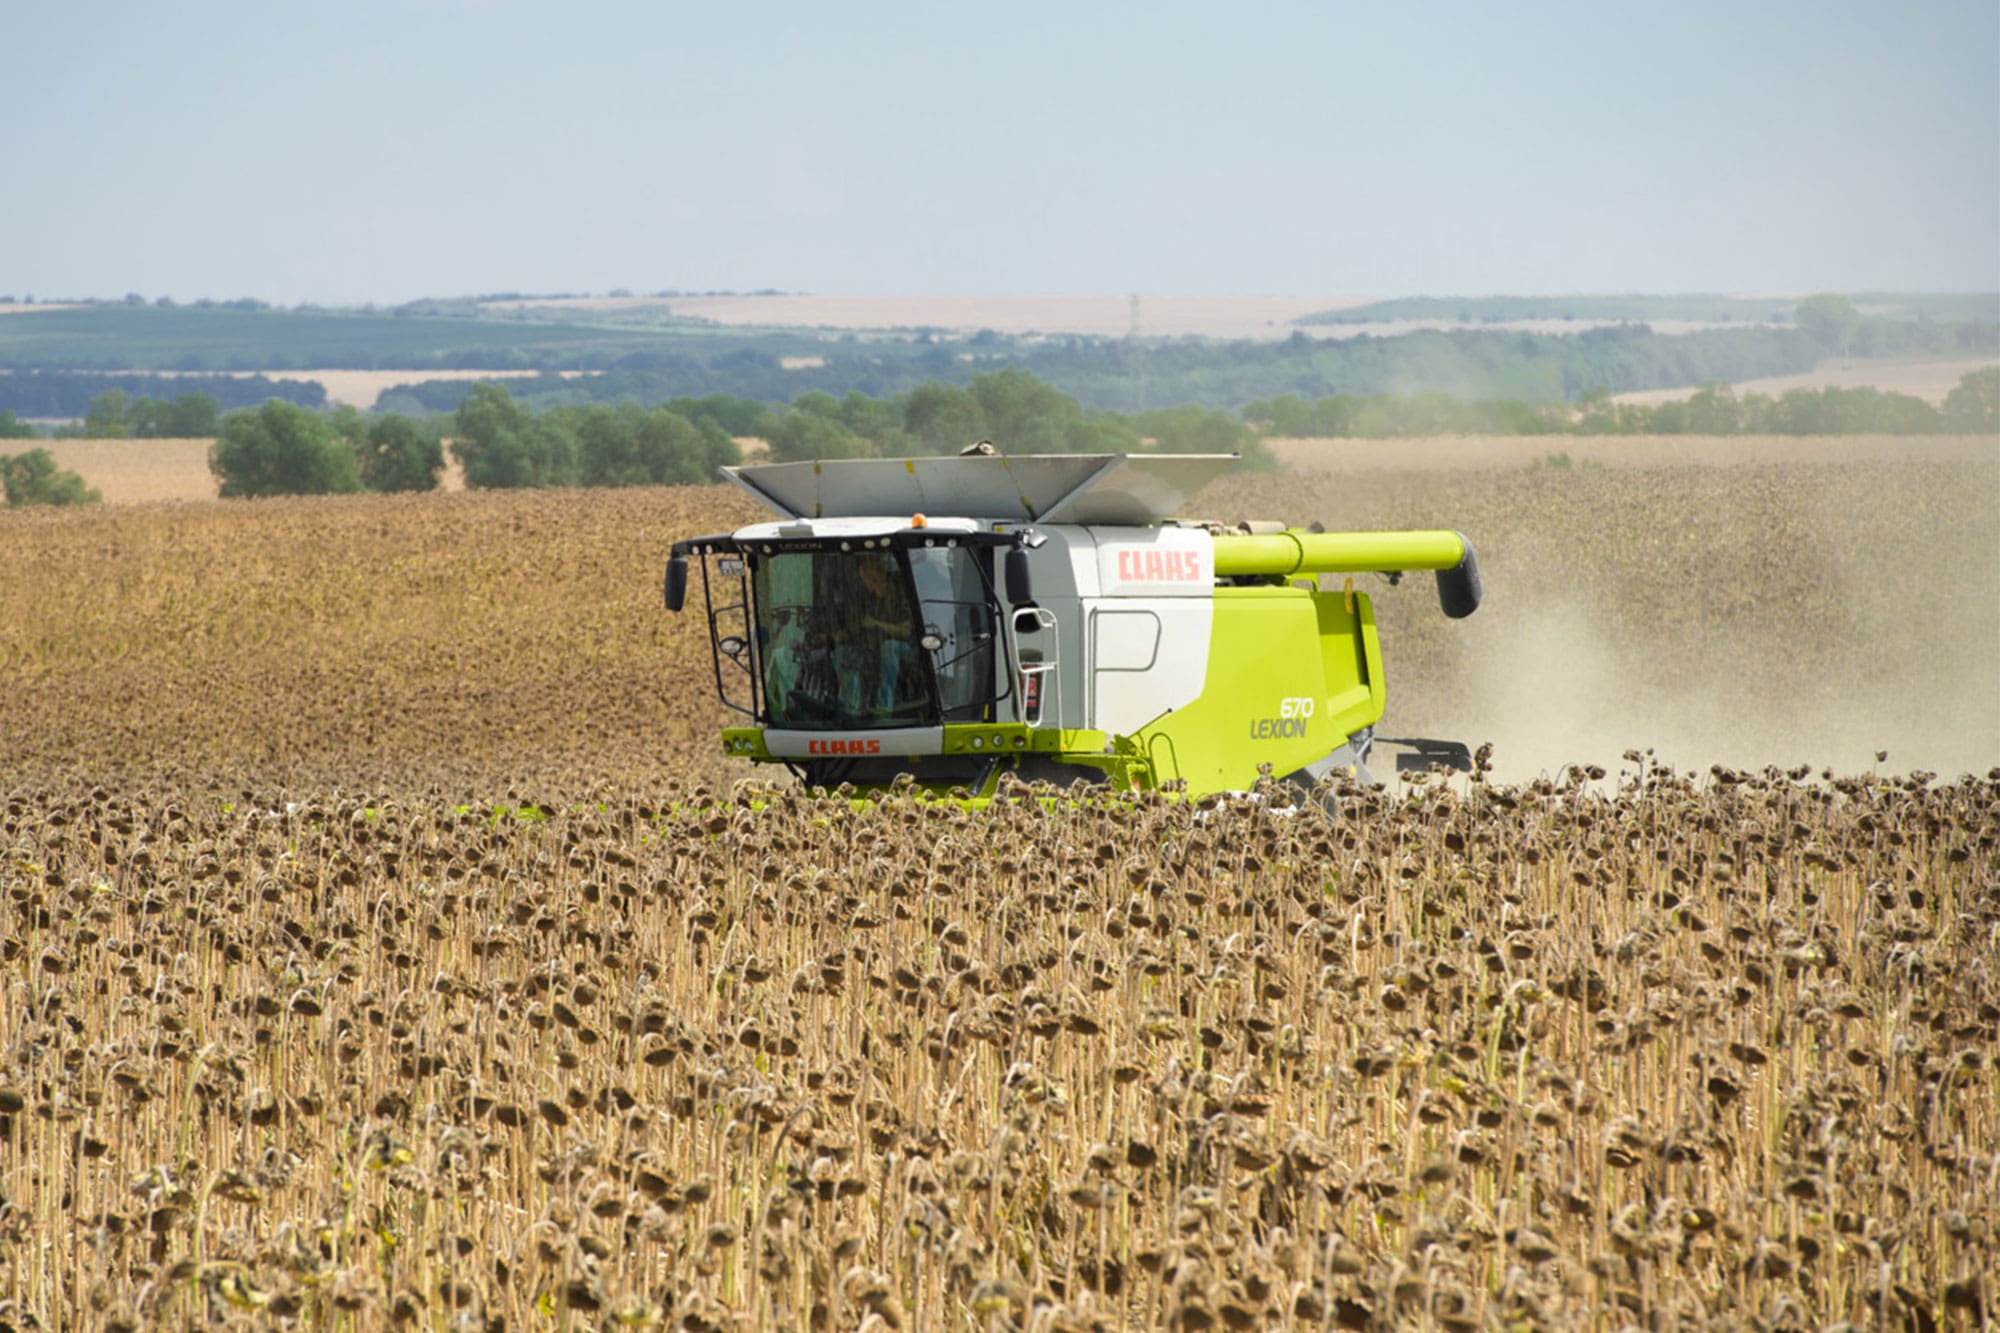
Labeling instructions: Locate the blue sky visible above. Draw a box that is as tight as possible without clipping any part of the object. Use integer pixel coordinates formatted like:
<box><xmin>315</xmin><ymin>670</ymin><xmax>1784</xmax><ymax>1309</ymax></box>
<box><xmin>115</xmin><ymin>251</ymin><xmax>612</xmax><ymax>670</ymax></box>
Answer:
<box><xmin>3</xmin><ymin>0</ymin><xmax>1995</xmax><ymax>304</ymax></box>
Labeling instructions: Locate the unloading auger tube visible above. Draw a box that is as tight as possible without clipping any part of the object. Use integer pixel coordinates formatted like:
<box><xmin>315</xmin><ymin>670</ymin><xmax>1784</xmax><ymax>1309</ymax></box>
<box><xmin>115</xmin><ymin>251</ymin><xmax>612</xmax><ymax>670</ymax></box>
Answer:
<box><xmin>1210</xmin><ymin>528</ymin><xmax>1483</xmax><ymax>619</ymax></box>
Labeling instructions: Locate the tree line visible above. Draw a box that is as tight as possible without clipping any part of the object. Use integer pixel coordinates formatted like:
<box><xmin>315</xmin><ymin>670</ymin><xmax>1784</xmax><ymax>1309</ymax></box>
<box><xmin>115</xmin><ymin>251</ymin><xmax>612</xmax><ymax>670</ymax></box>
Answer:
<box><xmin>1246</xmin><ymin>368</ymin><xmax>2000</xmax><ymax>437</ymax></box>
<box><xmin>10</xmin><ymin>367</ymin><xmax>1994</xmax><ymax>507</ymax></box>
<box><xmin>0</xmin><ymin>372</ymin><xmax>323</xmax><ymax>418</ymax></box>
<box><xmin>199</xmin><ymin>373</ymin><xmax>1265</xmax><ymax>499</ymax></box>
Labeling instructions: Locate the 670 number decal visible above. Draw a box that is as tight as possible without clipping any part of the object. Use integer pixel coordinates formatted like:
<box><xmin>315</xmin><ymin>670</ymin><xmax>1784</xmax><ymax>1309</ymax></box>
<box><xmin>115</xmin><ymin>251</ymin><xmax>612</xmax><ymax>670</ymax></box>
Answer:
<box><xmin>1250</xmin><ymin>697</ymin><xmax>1315</xmax><ymax>739</ymax></box>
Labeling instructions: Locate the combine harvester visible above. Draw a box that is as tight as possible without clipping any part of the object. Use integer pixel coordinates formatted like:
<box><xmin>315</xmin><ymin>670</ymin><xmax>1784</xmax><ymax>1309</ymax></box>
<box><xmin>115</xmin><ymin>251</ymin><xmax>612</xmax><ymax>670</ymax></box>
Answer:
<box><xmin>665</xmin><ymin>452</ymin><xmax>1481</xmax><ymax>799</ymax></box>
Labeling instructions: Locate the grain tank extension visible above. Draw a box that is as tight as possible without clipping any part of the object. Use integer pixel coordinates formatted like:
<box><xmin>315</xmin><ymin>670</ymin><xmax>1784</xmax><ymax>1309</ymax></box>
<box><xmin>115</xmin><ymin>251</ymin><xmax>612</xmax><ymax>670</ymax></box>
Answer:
<box><xmin>665</xmin><ymin>452</ymin><xmax>1480</xmax><ymax>797</ymax></box>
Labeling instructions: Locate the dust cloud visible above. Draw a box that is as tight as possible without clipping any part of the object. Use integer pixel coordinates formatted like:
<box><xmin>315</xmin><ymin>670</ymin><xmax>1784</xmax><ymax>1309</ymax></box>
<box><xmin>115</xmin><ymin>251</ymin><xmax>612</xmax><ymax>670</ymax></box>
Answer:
<box><xmin>1199</xmin><ymin>440</ymin><xmax>2000</xmax><ymax>783</ymax></box>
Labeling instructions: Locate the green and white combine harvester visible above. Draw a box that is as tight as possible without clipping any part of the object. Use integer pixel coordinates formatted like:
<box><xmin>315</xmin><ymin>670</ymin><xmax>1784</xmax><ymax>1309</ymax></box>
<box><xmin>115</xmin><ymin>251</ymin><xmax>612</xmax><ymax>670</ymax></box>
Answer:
<box><xmin>665</xmin><ymin>452</ymin><xmax>1481</xmax><ymax>799</ymax></box>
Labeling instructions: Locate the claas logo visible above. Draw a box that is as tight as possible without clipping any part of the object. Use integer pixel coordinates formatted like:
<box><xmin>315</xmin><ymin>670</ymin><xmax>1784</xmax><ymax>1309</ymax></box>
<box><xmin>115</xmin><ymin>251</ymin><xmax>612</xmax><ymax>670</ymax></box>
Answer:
<box><xmin>1115</xmin><ymin>548</ymin><xmax>1204</xmax><ymax>582</ymax></box>
<box><xmin>807</xmin><ymin>738</ymin><xmax>882</xmax><ymax>756</ymax></box>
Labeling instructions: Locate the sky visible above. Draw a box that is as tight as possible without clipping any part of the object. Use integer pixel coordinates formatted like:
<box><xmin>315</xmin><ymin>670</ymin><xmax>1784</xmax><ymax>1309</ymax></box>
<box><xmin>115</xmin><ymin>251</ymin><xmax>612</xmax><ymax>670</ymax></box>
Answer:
<box><xmin>3</xmin><ymin>0</ymin><xmax>1996</xmax><ymax>305</ymax></box>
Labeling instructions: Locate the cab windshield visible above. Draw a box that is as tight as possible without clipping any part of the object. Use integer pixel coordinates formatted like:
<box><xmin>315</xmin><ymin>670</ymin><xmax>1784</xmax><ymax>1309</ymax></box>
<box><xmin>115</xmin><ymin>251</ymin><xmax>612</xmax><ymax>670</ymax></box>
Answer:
<box><xmin>751</xmin><ymin>546</ymin><xmax>998</xmax><ymax>729</ymax></box>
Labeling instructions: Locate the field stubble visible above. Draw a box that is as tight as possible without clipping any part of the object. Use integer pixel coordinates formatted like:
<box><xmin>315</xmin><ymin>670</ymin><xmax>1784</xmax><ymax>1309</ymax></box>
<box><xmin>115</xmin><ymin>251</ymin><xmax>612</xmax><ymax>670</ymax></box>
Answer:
<box><xmin>0</xmin><ymin>445</ymin><xmax>1995</xmax><ymax>1329</ymax></box>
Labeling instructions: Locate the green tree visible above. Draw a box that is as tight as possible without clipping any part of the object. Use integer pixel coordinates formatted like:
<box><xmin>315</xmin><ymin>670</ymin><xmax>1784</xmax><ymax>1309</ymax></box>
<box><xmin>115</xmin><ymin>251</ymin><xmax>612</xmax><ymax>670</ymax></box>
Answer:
<box><xmin>1</xmin><ymin>448</ymin><xmax>100</xmax><ymax>506</ymax></box>
<box><xmin>665</xmin><ymin>394</ymin><xmax>779</xmax><ymax>439</ymax></box>
<box><xmin>1063</xmin><ymin>411</ymin><xmax>1143</xmax><ymax>454</ymax></box>
<box><xmin>837</xmin><ymin>390</ymin><xmax>901</xmax><ymax>441</ymax></box>
<box><xmin>1942</xmin><ymin>367</ymin><xmax>2000</xmax><ymax>432</ymax></box>
<box><xmin>571</xmin><ymin>403</ymin><xmax>641</xmax><ymax>486</ymax></box>
<box><xmin>901</xmin><ymin>383</ymin><xmax>988</xmax><ymax>454</ymax></box>
<box><xmin>122</xmin><ymin>391</ymin><xmax>225</xmax><ymax>438</ymax></box>
<box><xmin>356</xmin><ymin>414</ymin><xmax>444</xmax><ymax>492</ymax></box>
<box><xmin>1794</xmin><ymin>294</ymin><xmax>1859</xmax><ymax>354</ymax></box>
<box><xmin>83</xmin><ymin>389</ymin><xmax>130</xmax><ymax>438</ymax></box>
<box><xmin>966</xmin><ymin>368</ymin><xmax>1084</xmax><ymax>454</ymax></box>
<box><xmin>159</xmin><ymin>392</ymin><xmax>220</xmax><ymax>438</ymax></box>
<box><xmin>571</xmin><ymin>402</ymin><xmax>741</xmax><ymax>486</ymax></box>
<box><xmin>1683</xmin><ymin>383</ymin><xmax>1742</xmax><ymax>434</ymax></box>
<box><xmin>787</xmin><ymin>392</ymin><xmax>843</xmax><ymax>421</ymax></box>
<box><xmin>765</xmin><ymin>410</ymin><xmax>873</xmax><ymax>462</ymax></box>
<box><xmin>0</xmin><ymin>410</ymin><xmax>35</xmax><ymax>439</ymax></box>
<box><xmin>209</xmin><ymin>400</ymin><xmax>363</xmax><ymax>497</ymax></box>
<box><xmin>1135</xmin><ymin>405</ymin><xmax>1267</xmax><ymax>465</ymax></box>
<box><xmin>1240</xmin><ymin>395</ymin><xmax>1315</xmax><ymax>436</ymax></box>
<box><xmin>450</xmin><ymin>382</ymin><xmax>577</xmax><ymax>488</ymax></box>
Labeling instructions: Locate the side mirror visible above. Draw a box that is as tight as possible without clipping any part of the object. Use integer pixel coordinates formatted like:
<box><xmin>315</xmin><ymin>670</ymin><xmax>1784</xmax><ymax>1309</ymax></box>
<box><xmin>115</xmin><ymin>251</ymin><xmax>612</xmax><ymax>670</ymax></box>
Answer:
<box><xmin>664</xmin><ymin>555</ymin><xmax>689</xmax><ymax>612</ymax></box>
<box><xmin>1005</xmin><ymin>546</ymin><xmax>1033</xmax><ymax>605</ymax></box>
<box><xmin>718</xmin><ymin>634</ymin><xmax>747</xmax><ymax>659</ymax></box>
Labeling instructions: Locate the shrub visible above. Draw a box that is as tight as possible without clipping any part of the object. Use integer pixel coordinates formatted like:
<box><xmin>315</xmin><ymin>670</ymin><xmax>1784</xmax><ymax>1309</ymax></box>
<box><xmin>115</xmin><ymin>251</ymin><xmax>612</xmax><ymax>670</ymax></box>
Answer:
<box><xmin>765</xmin><ymin>410</ymin><xmax>874</xmax><ymax>462</ymax></box>
<box><xmin>209</xmin><ymin>400</ymin><xmax>363</xmax><ymax>498</ymax></box>
<box><xmin>2</xmin><ymin>448</ymin><xmax>101</xmax><ymax>506</ymax></box>
<box><xmin>574</xmin><ymin>404</ymin><xmax>740</xmax><ymax>487</ymax></box>
<box><xmin>451</xmin><ymin>383</ymin><xmax>577</xmax><ymax>488</ymax></box>
<box><xmin>1943</xmin><ymin>367</ymin><xmax>2000</xmax><ymax>432</ymax></box>
<box><xmin>355</xmin><ymin>414</ymin><xmax>445</xmax><ymax>493</ymax></box>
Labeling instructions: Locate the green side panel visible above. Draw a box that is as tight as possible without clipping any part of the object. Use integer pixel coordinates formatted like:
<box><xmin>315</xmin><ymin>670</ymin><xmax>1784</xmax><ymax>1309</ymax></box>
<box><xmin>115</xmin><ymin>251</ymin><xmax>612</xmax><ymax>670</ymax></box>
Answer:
<box><xmin>1135</xmin><ymin>585</ymin><xmax>1385</xmax><ymax>794</ymax></box>
<box><xmin>1320</xmin><ymin>584</ymin><xmax>1387</xmax><ymax>737</ymax></box>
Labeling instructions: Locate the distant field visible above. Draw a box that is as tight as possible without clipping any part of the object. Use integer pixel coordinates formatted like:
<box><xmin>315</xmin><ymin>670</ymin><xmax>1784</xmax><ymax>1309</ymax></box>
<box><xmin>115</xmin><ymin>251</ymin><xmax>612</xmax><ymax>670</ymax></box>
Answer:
<box><xmin>35</xmin><ymin>439</ymin><xmax>216</xmax><ymax>504</ymax></box>
<box><xmin>627</xmin><ymin>294</ymin><xmax>1773</xmax><ymax>341</ymax></box>
<box><xmin>38</xmin><ymin>439</ymin><xmax>466</xmax><ymax>503</ymax></box>
<box><xmin>1613</xmin><ymin>354</ymin><xmax>2000</xmax><ymax>406</ymax></box>
<box><xmin>35</xmin><ymin>365</ymin><xmax>560</xmax><ymax>409</ymax></box>
<box><xmin>287</xmin><ymin>367</ymin><xmax>584</xmax><ymax>408</ymax></box>
<box><xmin>503</xmin><ymin>293</ymin><xmax>1364</xmax><ymax>339</ymax></box>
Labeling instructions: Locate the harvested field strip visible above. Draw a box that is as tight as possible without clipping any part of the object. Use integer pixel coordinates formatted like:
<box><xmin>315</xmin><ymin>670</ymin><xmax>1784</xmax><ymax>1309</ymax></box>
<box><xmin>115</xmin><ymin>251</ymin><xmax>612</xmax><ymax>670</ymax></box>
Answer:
<box><xmin>0</xmin><ymin>487</ymin><xmax>761</xmax><ymax>789</ymax></box>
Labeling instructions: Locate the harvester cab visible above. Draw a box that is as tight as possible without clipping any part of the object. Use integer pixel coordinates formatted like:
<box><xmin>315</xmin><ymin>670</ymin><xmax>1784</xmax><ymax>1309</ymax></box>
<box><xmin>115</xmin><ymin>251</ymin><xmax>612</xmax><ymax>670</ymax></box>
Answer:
<box><xmin>665</xmin><ymin>452</ymin><xmax>1481</xmax><ymax>799</ymax></box>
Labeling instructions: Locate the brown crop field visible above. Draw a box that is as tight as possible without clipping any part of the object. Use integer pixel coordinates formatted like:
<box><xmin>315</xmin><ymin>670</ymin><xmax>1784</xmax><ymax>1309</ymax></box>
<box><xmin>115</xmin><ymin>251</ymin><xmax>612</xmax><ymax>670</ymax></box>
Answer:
<box><xmin>1</xmin><ymin>450</ymin><xmax>1995</xmax><ymax>1330</ymax></box>
<box><xmin>34</xmin><ymin>439</ymin><xmax>471</xmax><ymax>506</ymax></box>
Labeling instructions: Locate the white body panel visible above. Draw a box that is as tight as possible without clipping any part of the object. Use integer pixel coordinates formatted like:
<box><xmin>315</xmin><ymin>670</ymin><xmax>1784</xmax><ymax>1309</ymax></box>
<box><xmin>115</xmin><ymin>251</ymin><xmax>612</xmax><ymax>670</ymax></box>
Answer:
<box><xmin>1087</xmin><ymin>599</ymin><xmax>1211</xmax><ymax>735</ymax></box>
<box><xmin>1014</xmin><ymin>525</ymin><xmax>1215</xmax><ymax>737</ymax></box>
<box><xmin>1091</xmin><ymin>525</ymin><xmax>1214</xmax><ymax>597</ymax></box>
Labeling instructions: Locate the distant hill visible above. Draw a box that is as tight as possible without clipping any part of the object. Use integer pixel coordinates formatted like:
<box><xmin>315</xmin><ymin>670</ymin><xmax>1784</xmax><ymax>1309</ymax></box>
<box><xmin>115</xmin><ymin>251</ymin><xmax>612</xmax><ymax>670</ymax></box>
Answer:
<box><xmin>0</xmin><ymin>302</ymin><xmax>829</xmax><ymax>373</ymax></box>
<box><xmin>1298</xmin><ymin>292</ymin><xmax>2000</xmax><ymax>326</ymax></box>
